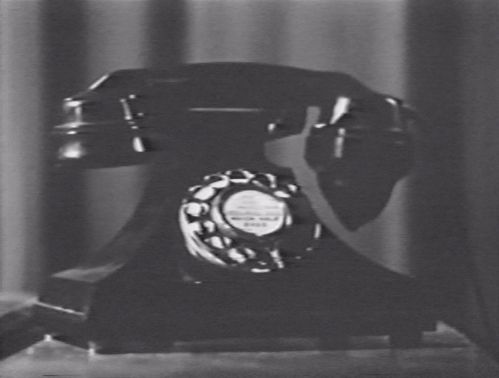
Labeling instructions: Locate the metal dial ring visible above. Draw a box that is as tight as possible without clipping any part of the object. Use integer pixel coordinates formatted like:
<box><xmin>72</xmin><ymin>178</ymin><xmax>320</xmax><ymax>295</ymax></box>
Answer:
<box><xmin>179</xmin><ymin>169</ymin><xmax>321</xmax><ymax>273</ymax></box>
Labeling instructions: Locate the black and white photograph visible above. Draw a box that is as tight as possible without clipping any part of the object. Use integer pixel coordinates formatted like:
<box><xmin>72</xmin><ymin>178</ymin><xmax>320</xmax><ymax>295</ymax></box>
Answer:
<box><xmin>1</xmin><ymin>0</ymin><xmax>499</xmax><ymax>376</ymax></box>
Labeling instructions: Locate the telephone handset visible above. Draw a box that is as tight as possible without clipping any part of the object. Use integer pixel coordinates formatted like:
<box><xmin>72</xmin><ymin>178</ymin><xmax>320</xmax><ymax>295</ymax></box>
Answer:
<box><xmin>54</xmin><ymin>62</ymin><xmax>415</xmax><ymax>230</ymax></box>
<box><xmin>37</xmin><ymin>63</ymin><xmax>432</xmax><ymax>353</ymax></box>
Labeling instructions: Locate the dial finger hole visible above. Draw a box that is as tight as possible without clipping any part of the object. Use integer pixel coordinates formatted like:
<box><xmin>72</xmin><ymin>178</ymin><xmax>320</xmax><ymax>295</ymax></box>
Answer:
<box><xmin>205</xmin><ymin>236</ymin><xmax>225</xmax><ymax>249</ymax></box>
<box><xmin>251</xmin><ymin>173</ymin><xmax>271</xmax><ymax>187</ymax></box>
<box><xmin>240</xmin><ymin>169</ymin><xmax>255</xmax><ymax>179</ymax></box>
<box><xmin>222</xmin><ymin>236</ymin><xmax>233</xmax><ymax>247</ymax></box>
<box><xmin>192</xmin><ymin>221</ymin><xmax>214</xmax><ymax>237</ymax></box>
<box><xmin>188</xmin><ymin>222</ymin><xmax>203</xmax><ymax>234</ymax></box>
<box><xmin>241</xmin><ymin>247</ymin><xmax>257</xmax><ymax>259</ymax></box>
<box><xmin>184</xmin><ymin>202</ymin><xmax>209</xmax><ymax>217</ymax></box>
<box><xmin>193</xmin><ymin>186</ymin><xmax>217</xmax><ymax>201</ymax></box>
<box><xmin>202</xmin><ymin>220</ymin><xmax>217</xmax><ymax>234</ymax></box>
<box><xmin>225</xmin><ymin>169</ymin><xmax>252</xmax><ymax>183</ymax></box>
<box><xmin>203</xmin><ymin>174</ymin><xmax>230</xmax><ymax>189</ymax></box>
<box><xmin>227</xmin><ymin>248</ymin><xmax>248</xmax><ymax>264</ymax></box>
<box><xmin>251</xmin><ymin>173</ymin><xmax>277</xmax><ymax>188</ymax></box>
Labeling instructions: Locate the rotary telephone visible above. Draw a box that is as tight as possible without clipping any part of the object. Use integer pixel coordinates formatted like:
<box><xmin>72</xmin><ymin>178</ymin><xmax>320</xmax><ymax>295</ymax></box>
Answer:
<box><xmin>35</xmin><ymin>63</ymin><xmax>435</xmax><ymax>353</ymax></box>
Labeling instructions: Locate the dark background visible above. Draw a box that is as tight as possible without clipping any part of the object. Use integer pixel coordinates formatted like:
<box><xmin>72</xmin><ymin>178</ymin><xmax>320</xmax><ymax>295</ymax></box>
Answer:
<box><xmin>1</xmin><ymin>0</ymin><xmax>498</xmax><ymax>356</ymax></box>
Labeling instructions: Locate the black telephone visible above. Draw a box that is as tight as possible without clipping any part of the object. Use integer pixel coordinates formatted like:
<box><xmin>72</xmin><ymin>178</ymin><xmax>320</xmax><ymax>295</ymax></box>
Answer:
<box><xmin>36</xmin><ymin>63</ymin><xmax>434</xmax><ymax>353</ymax></box>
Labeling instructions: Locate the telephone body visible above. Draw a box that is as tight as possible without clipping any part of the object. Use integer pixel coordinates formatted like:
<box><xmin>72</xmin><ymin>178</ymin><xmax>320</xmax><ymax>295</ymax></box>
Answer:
<box><xmin>36</xmin><ymin>63</ymin><xmax>436</xmax><ymax>353</ymax></box>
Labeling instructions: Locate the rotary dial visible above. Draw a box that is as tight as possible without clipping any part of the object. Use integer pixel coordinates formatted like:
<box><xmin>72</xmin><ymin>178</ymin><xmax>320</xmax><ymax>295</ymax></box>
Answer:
<box><xmin>179</xmin><ymin>169</ymin><xmax>321</xmax><ymax>273</ymax></box>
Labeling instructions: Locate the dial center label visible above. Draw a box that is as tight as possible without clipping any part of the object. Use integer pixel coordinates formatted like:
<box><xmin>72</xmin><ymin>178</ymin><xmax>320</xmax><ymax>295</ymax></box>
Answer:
<box><xmin>222</xmin><ymin>190</ymin><xmax>287</xmax><ymax>236</ymax></box>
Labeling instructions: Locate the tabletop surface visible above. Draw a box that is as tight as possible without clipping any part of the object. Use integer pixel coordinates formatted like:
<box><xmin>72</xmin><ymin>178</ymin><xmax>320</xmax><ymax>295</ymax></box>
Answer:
<box><xmin>2</xmin><ymin>294</ymin><xmax>499</xmax><ymax>377</ymax></box>
<box><xmin>2</xmin><ymin>321</ymin><xmax>499</xmax><ymax>378</ymax></box>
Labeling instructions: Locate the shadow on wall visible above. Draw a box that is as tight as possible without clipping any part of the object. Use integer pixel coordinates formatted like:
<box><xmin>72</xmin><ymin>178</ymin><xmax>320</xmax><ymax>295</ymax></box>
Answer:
<box><xmin>0</xmin><ymin>0</ymin><xmax>185</xmax><ymax>293</ymax></box>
